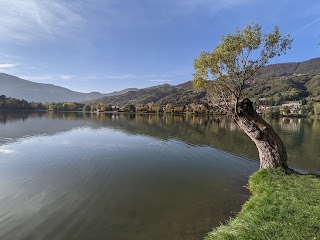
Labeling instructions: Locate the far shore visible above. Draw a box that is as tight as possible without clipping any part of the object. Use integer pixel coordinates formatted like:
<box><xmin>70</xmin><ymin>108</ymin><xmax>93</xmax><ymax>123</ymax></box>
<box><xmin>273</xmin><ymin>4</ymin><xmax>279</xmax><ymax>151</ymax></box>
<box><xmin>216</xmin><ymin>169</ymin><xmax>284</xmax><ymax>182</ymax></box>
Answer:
<box><xmin>2</xmin><ymin>109</ymin><xmax>320</xmax><ymax>119</ymax></box>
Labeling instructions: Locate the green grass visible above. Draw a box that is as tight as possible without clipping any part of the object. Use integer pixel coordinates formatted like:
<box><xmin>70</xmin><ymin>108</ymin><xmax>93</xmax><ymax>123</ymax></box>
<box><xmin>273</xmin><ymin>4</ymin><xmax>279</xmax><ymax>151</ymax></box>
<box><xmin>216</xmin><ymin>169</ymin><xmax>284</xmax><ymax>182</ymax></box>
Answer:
<box><xmin>205</xmin><ymin>168</ymin><xmax>320</xmax><ymax>240</ymax></box>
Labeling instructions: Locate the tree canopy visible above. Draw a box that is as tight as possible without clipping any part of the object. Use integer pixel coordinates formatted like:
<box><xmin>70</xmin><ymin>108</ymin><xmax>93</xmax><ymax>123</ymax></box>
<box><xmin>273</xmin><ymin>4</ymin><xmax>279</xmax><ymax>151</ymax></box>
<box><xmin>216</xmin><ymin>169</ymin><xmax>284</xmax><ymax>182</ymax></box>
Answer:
<box><xmin>193</xmin><ymin>23</ymin><xmax>293</xmax><ymax>114</ymax></box>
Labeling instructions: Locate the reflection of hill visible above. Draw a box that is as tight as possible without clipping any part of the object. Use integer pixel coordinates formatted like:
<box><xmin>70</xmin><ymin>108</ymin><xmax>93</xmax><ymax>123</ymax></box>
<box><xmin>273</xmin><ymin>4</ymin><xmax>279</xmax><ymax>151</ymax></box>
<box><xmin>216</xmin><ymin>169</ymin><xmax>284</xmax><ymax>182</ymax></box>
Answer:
<box><xmin>0</xmin><ymin>111</ymin><xmax>101</xmax><ymax>142</ymax></box>
<box><xmin>0</xmin><ymin>112</ymin><xmax>319</xmax><ymax>171</ymax></box>
<box><xmin>93</xmin><ymin>114</ymin><xmax>259</xmax><ymax>161</ymax></box>
<box><xmin>86</xmin><ymin>114</ymin><xmax>320</xmax><ymax>171</ymax></box>
<box><xmin>0</xmin><ymin>112</ymin><xmax>257</xmax><ymax>160</ymax></box>
<box><xmin>86</xmin><ymin>113</ymin><xmax>320</xmax><ymax>171</ymax></box>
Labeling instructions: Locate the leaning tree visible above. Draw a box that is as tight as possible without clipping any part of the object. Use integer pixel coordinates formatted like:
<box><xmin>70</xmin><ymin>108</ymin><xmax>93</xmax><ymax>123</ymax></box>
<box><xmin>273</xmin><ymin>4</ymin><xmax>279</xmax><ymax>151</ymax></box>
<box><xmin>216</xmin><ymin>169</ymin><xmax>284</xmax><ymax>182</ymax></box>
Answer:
<box><xmin>193</xmin><ymin>23</ymin><xmax>292</xmax><ymax>169</ymax></box>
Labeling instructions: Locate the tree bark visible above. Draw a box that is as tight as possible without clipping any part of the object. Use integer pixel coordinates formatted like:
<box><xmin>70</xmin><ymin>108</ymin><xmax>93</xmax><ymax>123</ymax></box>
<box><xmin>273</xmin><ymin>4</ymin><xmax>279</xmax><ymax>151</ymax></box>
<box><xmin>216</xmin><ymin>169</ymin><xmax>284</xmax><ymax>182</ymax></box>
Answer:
<box><xmin>233</xmin><ymin>98</ymin><xmax>288</xmax><ymax>169</ymax></box>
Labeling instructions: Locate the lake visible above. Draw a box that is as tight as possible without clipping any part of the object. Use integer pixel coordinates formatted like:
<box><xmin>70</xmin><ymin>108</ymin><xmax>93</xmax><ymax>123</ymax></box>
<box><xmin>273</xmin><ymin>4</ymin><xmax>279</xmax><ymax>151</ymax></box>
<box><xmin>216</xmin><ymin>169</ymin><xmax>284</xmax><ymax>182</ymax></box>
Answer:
<box><xmin>0</xmin><ymin>112</ymin><xmax>319</xmax><ymax>240</ymax></box>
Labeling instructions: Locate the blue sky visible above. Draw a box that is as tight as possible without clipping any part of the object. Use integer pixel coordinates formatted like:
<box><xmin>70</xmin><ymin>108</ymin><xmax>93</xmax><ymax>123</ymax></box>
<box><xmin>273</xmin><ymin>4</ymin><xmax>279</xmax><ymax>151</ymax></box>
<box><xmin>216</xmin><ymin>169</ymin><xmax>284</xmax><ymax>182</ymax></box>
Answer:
<box><xmin>0</xmin><ymin>0</ymin><xmax>319</xmax><ymax>93</ymax></box>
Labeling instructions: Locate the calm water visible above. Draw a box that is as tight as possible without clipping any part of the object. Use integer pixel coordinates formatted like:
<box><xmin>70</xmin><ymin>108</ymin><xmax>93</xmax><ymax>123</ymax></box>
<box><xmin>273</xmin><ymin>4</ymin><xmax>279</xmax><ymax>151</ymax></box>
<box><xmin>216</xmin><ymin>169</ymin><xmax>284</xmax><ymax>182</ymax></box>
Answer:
<box><xmin>0</xmin><ymin>112</ymin><xmax>319</xmax><ymax>240</ymax></box>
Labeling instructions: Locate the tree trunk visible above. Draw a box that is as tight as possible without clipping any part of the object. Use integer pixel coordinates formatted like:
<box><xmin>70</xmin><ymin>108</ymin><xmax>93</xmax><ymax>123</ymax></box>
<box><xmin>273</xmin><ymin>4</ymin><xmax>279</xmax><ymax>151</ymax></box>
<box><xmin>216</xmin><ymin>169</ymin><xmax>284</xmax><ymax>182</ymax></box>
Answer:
<box><xmin>233</xmin><ymin>98</ymin><xmax>288</xmax><ymax>169</ymax></box>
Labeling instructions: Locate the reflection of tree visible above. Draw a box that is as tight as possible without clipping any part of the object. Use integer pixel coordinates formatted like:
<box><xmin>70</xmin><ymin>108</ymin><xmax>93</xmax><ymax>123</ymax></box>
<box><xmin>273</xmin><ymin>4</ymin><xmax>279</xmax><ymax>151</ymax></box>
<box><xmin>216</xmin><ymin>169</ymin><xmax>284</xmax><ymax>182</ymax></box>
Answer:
<box><xmin>278</xmin><ymin>117</ymin><xmax>301</xmax><ymax>133</ymax></box>
<box><xmin>266</xmin><ymin>117</ymin><xmax>320</xmax><ymax>170</ymax></box>
<box><xmin>86</xmin><ymin>113</ymin><xmax>259</xmax><ymax>160</ymax></box>
<box><xmin>62</xmin><ymin>112</ymin><xmax>77</xmax><ymax>121</ymax></box>
<box><xmin>0</xmin><ymin>111</ymin><xmax>319</xmax><ymax>171</ymax></box>
<box><xmin>0</xmin><ymin>111</ymin><xmax>40</xmax><ymax>124</ymax></box>
<box><xmin>90</xmin><ymin>114</ymin><xmax>319</xmax><ymax>171</ymax></box>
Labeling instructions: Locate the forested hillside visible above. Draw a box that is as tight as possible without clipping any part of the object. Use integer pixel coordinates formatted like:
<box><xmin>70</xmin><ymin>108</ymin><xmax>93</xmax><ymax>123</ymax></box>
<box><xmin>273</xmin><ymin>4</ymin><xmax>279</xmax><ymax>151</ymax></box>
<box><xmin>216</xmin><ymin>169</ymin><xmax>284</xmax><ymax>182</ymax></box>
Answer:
<box><xmin>89</xmin><ymin>58</ymin><xmax>320</xmax><ymax>107</ymax></box>
<box><xmin>87</xmin><ymin>81</ymin><xmax>207</xmax><ymax>106</ymax></box>
<box><xmin>243</xmin><ymin>58</ymin><xmax>320</xmax><ymax>104</ymax></box>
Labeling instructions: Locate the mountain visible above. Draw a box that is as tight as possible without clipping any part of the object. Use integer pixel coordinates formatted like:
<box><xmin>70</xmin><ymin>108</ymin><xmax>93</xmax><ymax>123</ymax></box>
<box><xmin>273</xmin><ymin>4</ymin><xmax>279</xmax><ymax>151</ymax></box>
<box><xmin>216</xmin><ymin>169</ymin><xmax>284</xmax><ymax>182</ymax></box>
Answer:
<box><xmin>255</xmin><ymin>58</ymin><xmax>320</xmax><ymax>78</ymax></box>
<box><xmin>0</xmin><ymin>73</ymin><xmax>137</xmax><ymax>102</ymax></box>
<box><xmin>86</xmin><ymin>81</ymin><xmax>207</xmax><ymax>107</ymax></box>
<box><xmin>244</xmin><ymin>58</ymin><xmax>320</xmax><ymax>102</ymax></box>
<box><xmin>1</xmin><ymin>58</ymin><xmax>320</xmax><ymax>105</ymax></box>
<box><xmin>106</xmin><ymin>88</ymin><xmax>138</xmax><ymax>96</ymax></box>
<box><xmin>89</xmin><ymin>58</ymin><xmax>320</xmax><ymax>106</ymax></box>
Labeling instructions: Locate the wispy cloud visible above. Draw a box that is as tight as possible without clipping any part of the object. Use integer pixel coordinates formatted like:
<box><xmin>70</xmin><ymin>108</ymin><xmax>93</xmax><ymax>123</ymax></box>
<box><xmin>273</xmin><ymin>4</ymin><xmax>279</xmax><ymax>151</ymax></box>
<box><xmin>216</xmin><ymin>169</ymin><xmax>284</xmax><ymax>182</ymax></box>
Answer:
<box><xmin>0</xmin><ymin>0</ymin><xmax>263</xmax><ymax>43</ymax></box>
<box><xmin>292</xmin><ymin>16</ymin><xmax>320</xmax><ymax>35</ymax></box>
<box><xmin>19</xmin><ymin>75</ymin><xmax>54</xmax><ymax>82</ymax></box>
<box><xmin>0</xmin><ymin>0</ymin><xmax>84</xmax><ymax>42</ymax></box>
<box><xmin>77</xmin><ymin>73</ymin><xmax>173</xmax><ymax>81</ymax></box>
<box><xmin>178</xmin><ymin>0</ymin><xmax>258</xmax><ymax>13</ymax></box>
<box><xmin>0</xmin><ymin>54</ymin><xmax>20</xmax><ymax>71</ymax></box>
<box><xmin>17</xmin><ymin>70</ymin><xmax>184</xmax><ymax>84</ymax></box>
<box><xmin>60</xmin><ymin>74</ymin><xmax>74</xmax><ymax>80</ymax></box>
<box><xmin>97</xmin><ymin>72</ymin><xmax>183</xmax><ymax>83</ymax></box>
<box><xmin>19</xmin><ymin>74</ymin><xmax>76</xmax><ymax>82</ymax></box>
<box><xmin>148</xmin><ymin>79</ymin><xmax>172</xmax><ymax>82</ymax></box>
<box><xmin>101</xmin><ymin>74</ymin><xmax>138</xmax><ymax>80</ymax></box>
<box><xmin>182</xmin><ymin>0</ymin><xmax>251</xmax><ymax>7</ymax></box>
<box><xmin>0</xmin><ymin>63</ymin><xmax>17</xmax><ymax>69</ymax></box>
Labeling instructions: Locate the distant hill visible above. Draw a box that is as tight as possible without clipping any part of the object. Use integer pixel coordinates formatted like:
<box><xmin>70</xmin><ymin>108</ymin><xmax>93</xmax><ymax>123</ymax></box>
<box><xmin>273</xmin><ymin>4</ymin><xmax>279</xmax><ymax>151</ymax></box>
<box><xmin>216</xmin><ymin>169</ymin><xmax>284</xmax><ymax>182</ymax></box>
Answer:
<box><xmin>255</xmin><ymin>58</ymin><xmax>320</xmax><ymax>78</ymax></box>
<box><xmin>89</xmin><ymin>58</ymin><xmax>320</xmax><ymax>107</ymax></box>
<box><xmin>244</xmin><ymin>58</ymin><xmax>320</xmax><ymax>102</ymax></box>
<box><xmin>1</xmin><ymin>58</ymin><xmax>320</xmax><ymax>105</ymax></box>
<box><xmin>106</xmin><ymin>88</ymin><xmax>138</xmax><ymax>97</ymax></box>
<box><xmin>87</xmin><ymin>81</ymin><xmax>207</xmax><ymax>106</ymax></box>
<box><xmin>0</xmin><ymin>73</ymin><xmax>137</xmax><ymax>102</ymax></box>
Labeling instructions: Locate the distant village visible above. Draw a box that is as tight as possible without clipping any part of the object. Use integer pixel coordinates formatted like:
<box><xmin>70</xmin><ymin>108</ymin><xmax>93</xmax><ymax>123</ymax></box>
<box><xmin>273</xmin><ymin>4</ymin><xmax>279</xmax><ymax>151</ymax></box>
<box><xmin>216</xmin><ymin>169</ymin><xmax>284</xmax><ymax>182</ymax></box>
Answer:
<box><xmin>256</xmin><ymin>100</ymin><xmax>304</xmax><ymax>116</ymax></box>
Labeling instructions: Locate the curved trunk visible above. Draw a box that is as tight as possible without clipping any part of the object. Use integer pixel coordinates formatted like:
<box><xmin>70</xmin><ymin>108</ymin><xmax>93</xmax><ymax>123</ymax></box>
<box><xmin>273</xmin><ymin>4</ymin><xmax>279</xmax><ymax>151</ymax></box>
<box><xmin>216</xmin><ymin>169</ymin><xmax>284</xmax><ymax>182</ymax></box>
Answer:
<box><xmin>234</xmin><ymin>98</ymin><xmax>288</xmax><ymax>169</ymax></box>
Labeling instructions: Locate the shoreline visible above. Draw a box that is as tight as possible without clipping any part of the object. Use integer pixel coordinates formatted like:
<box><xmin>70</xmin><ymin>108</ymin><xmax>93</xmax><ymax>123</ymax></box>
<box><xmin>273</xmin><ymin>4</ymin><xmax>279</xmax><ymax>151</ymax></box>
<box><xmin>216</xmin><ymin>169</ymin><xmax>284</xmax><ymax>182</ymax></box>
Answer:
<box><xmin>1</xmin><ymin>109</ymin><xmax>319</xmax><ymax>119</ymax></box>
<box><xmin>204</xmin><ymin>169</ymin><xmax>320</xmax><ymax>240</ymax></box>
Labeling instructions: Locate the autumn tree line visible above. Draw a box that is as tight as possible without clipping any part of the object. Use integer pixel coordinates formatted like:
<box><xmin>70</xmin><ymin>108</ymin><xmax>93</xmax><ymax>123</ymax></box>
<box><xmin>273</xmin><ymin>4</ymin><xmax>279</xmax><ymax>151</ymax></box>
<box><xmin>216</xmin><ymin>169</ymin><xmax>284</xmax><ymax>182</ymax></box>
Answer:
<box><xmin>0</xmin><ymin>95</ymin><xmax>207</xmax><ymax>114</ymax></box>
<box><xmin>86</xmin><ymin>102</ymin><xmax>211</xmax><ymax>114</ymax></box>
<box><xmin>0</xmin><ymin>95</ymin><xmax>46</xmax><ymax>110</ymax></box>
<box><xmin>1</xmin><ymin>94</ymin><xmax>320</xmax><ymax>116</ymax></box>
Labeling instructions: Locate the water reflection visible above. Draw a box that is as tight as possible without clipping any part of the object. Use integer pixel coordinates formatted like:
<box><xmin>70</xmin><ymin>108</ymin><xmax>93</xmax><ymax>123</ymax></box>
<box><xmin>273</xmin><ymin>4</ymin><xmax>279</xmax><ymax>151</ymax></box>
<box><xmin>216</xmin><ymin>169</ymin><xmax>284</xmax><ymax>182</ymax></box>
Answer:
<box><xmin>93</xmin><ymin>113</ymin><xmax>320</xmax><ymax>171</ymax></box>
<box><xmin>0</xmin><ymin>111</ymin><xmax>319</xmax><ymax>240</ymax></box>
<box><xmin>0</xmin><ymin>111</ymin><xmax>319</xmax><ymax>171</ymax></box>
<box><xmin>0</xmin><ymin>113</ymin><xmax>257</xmax><ymax>240</ymax></box>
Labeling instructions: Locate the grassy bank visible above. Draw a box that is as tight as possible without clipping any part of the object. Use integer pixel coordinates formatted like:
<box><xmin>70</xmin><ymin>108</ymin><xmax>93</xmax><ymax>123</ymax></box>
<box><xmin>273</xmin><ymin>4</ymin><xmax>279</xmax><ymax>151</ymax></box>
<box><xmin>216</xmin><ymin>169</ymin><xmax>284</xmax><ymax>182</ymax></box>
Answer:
<box><xmin>205</xmin><ymin>169</ymin><xmax>320</xmax><ymax>240</ymax></box>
